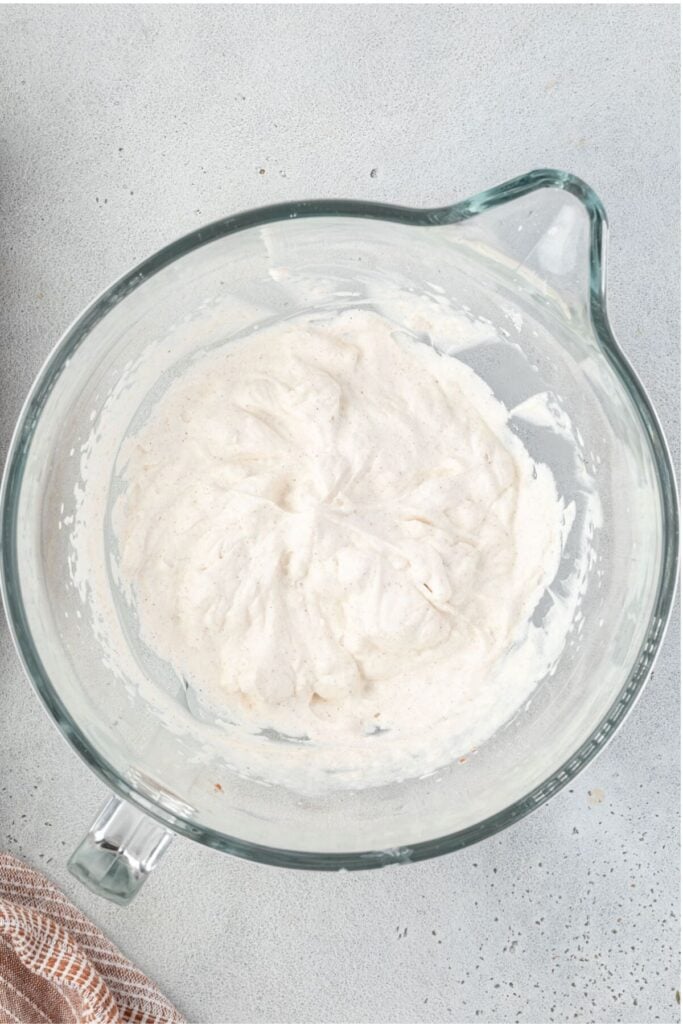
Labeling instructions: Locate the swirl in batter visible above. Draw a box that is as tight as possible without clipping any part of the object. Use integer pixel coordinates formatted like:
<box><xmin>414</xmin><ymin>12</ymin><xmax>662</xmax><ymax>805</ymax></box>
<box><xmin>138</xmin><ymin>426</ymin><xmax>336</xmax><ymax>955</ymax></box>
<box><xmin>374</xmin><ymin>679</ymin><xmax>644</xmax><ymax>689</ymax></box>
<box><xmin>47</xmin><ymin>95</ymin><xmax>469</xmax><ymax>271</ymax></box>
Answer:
<box><xmin>113</xmin><ymin>310</ymin><xmax>566</xmax><ymax>781</ymax></box>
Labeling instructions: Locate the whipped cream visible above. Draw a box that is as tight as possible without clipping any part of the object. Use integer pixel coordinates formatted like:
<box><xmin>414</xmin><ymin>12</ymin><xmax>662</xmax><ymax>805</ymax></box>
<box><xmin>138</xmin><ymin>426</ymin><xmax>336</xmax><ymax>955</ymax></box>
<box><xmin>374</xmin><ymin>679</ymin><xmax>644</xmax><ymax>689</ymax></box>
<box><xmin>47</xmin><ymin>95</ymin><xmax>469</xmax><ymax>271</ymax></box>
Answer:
<box><xmin>111</xmin><ymin>309</ymin><xmax>569</xmax><ymax>785</ymax></box>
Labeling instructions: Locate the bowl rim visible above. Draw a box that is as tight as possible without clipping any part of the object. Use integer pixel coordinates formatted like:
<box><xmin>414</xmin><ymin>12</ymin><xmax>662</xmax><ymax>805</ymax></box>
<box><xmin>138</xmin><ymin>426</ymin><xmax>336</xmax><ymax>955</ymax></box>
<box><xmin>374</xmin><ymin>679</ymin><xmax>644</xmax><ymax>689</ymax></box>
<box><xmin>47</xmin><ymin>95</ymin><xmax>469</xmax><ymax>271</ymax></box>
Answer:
<box><xmin>1</xmin><ymin>168</ymin><xmax>679</xmax><ymax>869</ymax></box>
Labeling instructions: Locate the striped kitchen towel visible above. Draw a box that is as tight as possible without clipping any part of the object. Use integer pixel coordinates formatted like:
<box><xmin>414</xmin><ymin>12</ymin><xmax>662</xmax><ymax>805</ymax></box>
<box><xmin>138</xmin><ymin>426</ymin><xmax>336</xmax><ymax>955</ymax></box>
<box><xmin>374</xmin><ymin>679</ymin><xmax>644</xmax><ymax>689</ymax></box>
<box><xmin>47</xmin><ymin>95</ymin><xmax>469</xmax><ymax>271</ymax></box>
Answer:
<box><xmin>0</xmin><ymin>852</ymin><xmax>184</xmax><ymax>1024</ymax></box>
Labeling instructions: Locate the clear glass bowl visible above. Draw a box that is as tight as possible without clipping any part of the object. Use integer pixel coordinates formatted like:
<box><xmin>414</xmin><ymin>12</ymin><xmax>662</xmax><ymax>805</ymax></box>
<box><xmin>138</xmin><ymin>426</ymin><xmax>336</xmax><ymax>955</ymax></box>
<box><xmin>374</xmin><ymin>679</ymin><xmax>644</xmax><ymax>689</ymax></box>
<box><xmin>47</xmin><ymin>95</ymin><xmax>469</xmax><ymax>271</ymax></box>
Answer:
<box><xmin>1</xmin><ymin>169</ymin><xmax>678</xmax><ymax>904</ymax></box>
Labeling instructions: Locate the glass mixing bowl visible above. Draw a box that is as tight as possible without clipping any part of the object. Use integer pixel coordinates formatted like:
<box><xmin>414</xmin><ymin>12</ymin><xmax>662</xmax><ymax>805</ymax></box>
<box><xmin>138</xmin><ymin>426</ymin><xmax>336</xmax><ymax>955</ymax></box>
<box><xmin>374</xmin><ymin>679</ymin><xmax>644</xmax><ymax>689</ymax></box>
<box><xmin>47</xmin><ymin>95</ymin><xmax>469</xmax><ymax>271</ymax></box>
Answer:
<box><xmin>1</xmin><ymin>169</ymin><xmax>678</xmax><ymax>904</ymax></box>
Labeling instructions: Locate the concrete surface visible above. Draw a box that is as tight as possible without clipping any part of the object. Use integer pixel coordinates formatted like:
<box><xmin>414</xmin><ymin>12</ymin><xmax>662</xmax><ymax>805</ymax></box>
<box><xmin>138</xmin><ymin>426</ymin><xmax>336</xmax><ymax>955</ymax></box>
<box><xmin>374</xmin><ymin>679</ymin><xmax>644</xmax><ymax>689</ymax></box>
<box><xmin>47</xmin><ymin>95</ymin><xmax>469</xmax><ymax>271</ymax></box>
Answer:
<box><xmin>0</xmin><ymin>5</ymin><xmax>679</xmax><ymax>1023</ymax></box>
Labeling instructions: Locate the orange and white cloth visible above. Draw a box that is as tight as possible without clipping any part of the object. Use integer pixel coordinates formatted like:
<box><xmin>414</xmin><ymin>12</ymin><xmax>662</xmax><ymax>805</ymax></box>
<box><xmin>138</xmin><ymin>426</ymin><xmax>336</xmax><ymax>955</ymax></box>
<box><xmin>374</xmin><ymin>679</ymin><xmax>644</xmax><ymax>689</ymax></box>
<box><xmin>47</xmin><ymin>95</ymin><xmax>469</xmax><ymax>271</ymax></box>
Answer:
<box><xmin>0</xmin><ymin>853</ymin><xmax>184</xmax><ymax>1024</ymax></box>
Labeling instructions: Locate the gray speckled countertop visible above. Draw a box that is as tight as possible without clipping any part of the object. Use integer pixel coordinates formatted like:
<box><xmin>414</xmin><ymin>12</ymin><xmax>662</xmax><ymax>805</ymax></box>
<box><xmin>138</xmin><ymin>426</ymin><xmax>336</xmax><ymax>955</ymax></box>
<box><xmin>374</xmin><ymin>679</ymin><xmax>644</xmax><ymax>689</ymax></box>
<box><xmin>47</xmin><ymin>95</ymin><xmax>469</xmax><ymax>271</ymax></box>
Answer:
<box><xmin>0</xmin><ymin>6</ymin><xmax>679</xmax><ymax>1023</ymax></box>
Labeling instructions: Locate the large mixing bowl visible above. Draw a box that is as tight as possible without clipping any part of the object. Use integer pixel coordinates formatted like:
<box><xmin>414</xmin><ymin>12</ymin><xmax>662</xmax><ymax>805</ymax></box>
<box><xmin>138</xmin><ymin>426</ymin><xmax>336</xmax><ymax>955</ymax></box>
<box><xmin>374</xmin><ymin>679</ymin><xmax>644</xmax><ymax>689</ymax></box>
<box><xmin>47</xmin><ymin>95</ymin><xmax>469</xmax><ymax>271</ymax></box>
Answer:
<box><xmin>1</xmin><ymin>170</ymin><xmax>678</xmax><ymax>904</ymax></box>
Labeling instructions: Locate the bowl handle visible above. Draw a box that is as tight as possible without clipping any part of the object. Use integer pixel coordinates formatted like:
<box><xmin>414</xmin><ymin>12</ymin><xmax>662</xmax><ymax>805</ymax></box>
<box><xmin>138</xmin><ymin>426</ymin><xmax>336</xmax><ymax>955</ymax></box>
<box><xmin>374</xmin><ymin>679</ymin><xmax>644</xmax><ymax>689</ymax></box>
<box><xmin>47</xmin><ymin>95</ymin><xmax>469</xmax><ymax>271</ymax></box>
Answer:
<box><xmin>68</xmin><ymin>795</ymin><xmax>173</xmax><ymax>905</ymax></box>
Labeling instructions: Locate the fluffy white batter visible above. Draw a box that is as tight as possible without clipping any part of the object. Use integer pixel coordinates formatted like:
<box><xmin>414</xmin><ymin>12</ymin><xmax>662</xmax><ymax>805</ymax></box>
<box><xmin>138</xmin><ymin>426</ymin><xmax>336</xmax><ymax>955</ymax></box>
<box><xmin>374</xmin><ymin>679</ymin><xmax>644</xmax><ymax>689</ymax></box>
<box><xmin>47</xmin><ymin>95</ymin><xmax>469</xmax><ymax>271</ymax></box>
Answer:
<box><xmin>112</xmin><ymin>309</ymin><xmax>566</xmax><ymax>783</ymax></box>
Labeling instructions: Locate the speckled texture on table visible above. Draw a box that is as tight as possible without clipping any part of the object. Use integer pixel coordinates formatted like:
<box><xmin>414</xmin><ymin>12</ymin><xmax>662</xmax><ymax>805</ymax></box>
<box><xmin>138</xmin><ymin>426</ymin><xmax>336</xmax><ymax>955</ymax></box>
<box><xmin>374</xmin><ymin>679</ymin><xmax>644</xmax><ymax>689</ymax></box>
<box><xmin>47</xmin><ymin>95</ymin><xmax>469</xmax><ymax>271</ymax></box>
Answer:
<box><xmin>0</xmin><ymin>5</ymin><xmax>679</xmax><ymax>1023</ymax></box>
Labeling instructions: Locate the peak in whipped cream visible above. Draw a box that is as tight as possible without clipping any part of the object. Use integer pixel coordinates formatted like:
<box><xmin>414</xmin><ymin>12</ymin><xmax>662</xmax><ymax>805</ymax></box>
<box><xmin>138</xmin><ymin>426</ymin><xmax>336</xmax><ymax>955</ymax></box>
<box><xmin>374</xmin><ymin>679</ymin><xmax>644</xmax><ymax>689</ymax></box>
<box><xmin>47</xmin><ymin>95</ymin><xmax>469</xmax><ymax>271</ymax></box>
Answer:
<box><xmin>107</xmin><ymin>308</ymin><xmax>573</xmax><ymax>787</ymax></box>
